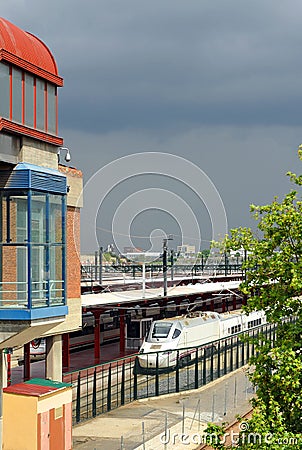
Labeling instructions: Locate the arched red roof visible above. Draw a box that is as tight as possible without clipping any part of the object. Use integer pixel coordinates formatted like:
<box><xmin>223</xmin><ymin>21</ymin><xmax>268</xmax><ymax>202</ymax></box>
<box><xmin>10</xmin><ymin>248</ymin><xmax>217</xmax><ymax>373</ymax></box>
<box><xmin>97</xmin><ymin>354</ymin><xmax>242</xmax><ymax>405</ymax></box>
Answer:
<box><xmin>0</xmin><ymin>17</ymin><xmax>63</xmax><ymax>86</ymax></box>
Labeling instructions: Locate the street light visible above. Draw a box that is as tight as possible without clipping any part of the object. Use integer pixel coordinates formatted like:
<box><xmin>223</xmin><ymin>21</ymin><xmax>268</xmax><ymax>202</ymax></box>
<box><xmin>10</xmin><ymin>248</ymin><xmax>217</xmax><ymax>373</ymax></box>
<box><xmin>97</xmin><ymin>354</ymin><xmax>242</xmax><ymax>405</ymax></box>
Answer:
<box><xmin>163</xmin><ymin>235</ymin><xmax>173</xmax><ymax>297</ymax></box>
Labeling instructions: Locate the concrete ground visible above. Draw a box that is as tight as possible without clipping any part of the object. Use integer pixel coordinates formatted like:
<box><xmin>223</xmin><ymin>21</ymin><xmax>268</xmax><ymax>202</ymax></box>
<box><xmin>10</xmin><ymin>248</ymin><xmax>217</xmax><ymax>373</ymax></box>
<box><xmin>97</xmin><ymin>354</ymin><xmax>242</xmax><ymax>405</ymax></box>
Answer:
<box><xmin>72</xmin><ymin>366</ymin><xmax>254</xmax><ymax>450</ymax></box>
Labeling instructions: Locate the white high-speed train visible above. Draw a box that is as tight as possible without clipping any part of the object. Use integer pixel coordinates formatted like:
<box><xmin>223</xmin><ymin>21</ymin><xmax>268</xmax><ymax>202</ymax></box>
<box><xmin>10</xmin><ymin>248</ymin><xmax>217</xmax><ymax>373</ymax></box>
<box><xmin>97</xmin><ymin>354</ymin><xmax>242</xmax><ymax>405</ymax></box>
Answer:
<box><xmin>136</xmin><ymin>309</ymin><xmax>266</xmax><ymax>373</ymax></box>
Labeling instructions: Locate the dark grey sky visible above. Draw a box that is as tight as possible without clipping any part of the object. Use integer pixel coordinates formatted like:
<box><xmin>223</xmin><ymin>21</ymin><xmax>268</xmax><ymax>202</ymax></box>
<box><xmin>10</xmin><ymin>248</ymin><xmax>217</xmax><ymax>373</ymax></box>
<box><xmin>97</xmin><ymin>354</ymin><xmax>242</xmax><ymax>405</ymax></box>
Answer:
<box><xmin>2</xmin><ymin>1</ymin><xmax>302</xmax><ymax>253</ymax></box>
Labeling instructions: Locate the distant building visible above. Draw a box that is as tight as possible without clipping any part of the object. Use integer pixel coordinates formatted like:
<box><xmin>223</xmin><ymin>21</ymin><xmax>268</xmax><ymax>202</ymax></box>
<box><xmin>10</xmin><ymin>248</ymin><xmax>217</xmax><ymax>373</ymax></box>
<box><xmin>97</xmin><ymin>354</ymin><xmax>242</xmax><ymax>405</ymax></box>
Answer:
<box><xmin>123</xmin><ymin>246</ymin><xmax>143</xmax><ymax>254</ymax></box>
<box><xmin>177</xmin><ymin>245</ymin><xmax>196</xmax><ymax>256</ymax></box>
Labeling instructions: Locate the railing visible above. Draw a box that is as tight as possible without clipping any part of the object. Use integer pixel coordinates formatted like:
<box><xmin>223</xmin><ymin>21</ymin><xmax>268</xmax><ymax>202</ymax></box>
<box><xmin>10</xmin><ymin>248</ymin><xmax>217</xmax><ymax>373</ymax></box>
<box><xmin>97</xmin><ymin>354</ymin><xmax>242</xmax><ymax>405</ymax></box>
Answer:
<box><xmin>0</xmin><ymin>279</ymin><xmax>64</xmax><ymax>308</ymax></box>
<box><xmin>81</xmin><ymin>263</ymin><xmax>244</xmax><ymax>282</ymax></box>
<box><xmin>66</xmin><ymin>321</ymin><xmax>278</xmax><ymax>425</ymax></box>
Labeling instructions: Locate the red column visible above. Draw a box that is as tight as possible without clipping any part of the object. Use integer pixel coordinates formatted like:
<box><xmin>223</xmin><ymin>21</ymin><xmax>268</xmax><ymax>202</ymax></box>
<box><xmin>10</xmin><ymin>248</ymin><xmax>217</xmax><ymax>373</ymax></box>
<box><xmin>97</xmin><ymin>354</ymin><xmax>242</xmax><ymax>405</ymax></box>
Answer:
<box><xmin>222</xmin><ymin>298</ymin><xmax>226</xmax><ymax>313</ymax></box>
<box><xmin>24</xmin><ymin>342</ymin><xmax>31</xmax><ymax>381</ymax></box>
<box><xmin>62</xmin><ymin>333</ymin><xmax>70</xmax><ymax>371</ymax></box>
<box><xmin>7</xmin><ymin>353</ymin><xmax>11</xmax><ymax>386</ymax></box>
<box><xmin>94</xmin><ymin>312</ymin><xmax>101</xmax><ymax>363</ymax></box>
<box><xmin>232</xmin><ymin>295</ymin><xmax>237</xmax><ymax>310</ymax></box>
<box><xmin>210</xmin><ymin>299</ymin><xmax>215</xmax><ymax>311</ymax></box>
<box><xmin>119</xmin><ymin>312</ymin><xmax>125</xmax><ymax>354</ymax></box>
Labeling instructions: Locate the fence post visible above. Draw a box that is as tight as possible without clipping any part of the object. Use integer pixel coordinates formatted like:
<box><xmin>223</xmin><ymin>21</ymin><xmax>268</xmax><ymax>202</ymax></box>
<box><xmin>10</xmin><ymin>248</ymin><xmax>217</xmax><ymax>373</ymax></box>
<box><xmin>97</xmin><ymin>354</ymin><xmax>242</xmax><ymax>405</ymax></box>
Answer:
<box><xmin>76</xmin><ymin>372</ymin><xmax>81</xmax><ymax>423</ymax></box>
<box><xmin>241</xmin><ymin>337</ymin><xmax>245</xmax><ymax>365</ymax></box>
<box><xmin>224</xmin><ymin>341</ymin><xmax>227</xmax><ymax>375</ymax></box>
<box><xmin>210</xmin><ymin>344</ymin><xmax>214</xmax><ymax>382</ymax></box>
<box><xmin>107</xmin><ymin>365</ymin><xmax>112</xmax><ymax>411</ymax></box>
<box><xmin>236</xmin><ymin>336</ymin><xmax>239</xmax><ymax>369</ymax></box>
<box><xmin>121</xmin><ymin>362</ymin><xmax>125</xmax><ymax>405</ymax></box>
<box><xmin>217</xmin><ymin>341</ymin><xmax>221</xmax><ymax>378</ymax></box>
<box><xmin>194</xmin><ymin>348</ymin><xmax>199</xmax><ymax>389</ymax></box>
<box><xmin>230</xmin><ymin>337</ymin><xmax>234</xmax><ymax>372</ymax></box>
<box><xmin>202</xmin><ymin>349</ymin><xmax>207</xmax><ymax>385</ymax></box>
<box><xmin>92</xmin><ymin>369</ymin><xmax>97</xmax><ymax>417</ymax></box>
<box><xmin>134</xmin><ymin>366</ymin><xmax>138</xmax><ymax>400</ymax></box>
<box><xmin>252</xmin><ymin>330</ymin><xmax>255</xmax><ymax>356</ymax></box>
<box><xmin>155</xmin><ymin>353</ymin><xmax>159</xmax><ymax>396</ymax></box>
<box><xmin>176</xmin><ymin>351</ymin><xmax>180</xmax><ymax>393</ymax></box>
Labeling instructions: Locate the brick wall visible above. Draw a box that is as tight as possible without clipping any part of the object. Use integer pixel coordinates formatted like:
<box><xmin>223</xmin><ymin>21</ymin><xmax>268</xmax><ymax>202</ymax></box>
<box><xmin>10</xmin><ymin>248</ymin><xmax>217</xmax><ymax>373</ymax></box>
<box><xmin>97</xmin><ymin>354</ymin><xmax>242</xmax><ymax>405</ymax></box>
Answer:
<box><xmin>66</xmin><ymin>206</ymin><xmax>81</xmax><ymax>299</ymax></box>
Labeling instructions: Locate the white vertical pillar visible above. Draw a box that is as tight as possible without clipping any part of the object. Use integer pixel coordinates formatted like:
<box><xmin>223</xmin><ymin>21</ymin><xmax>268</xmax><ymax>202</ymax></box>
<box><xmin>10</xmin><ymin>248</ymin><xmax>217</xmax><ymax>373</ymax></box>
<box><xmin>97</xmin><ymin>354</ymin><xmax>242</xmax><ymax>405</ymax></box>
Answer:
<box><xmin>142</xmin><ymin>263</ymin><xmax>146</xmax><ymax>298</ymax></box>
<box><xmin>45</xmin><ymin>335</ymin><xmax>62</xmax><ymax>382</ymax></box>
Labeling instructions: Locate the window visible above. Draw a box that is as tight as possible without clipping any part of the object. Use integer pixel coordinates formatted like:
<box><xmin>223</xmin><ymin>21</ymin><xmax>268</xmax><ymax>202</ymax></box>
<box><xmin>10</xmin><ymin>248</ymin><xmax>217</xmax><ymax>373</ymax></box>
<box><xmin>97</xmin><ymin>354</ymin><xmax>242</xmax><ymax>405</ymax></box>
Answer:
<box><xmin>36</xmin><ymin>79</ymin><xmax>45</xmax><ymax>130</ymax></box>
<box><xmin>25</xmin><ymin>74</ymin><xmax>34</xmax><ymax>127</ymax></box>
<box><xmin>172</xmin><ymin>328</ymin><xmax>181</xmax><ymax>339</ymax></box>
<box><xmin>151</xmin><ymin>322</ymin><xmax>173</xmax><ymax>339</ymax></box>
<box><xmin>12</xmin><ymin>68</ymin><xmax>22</xmax><ymax>123</ymax></box>
<box><xmin>0</xmin><ymin>63</ymin><xmax>58</xmax><ymax>136</ymax></box>
<box><xmin>0</xmin><ymin>63</ymin><xmax>10</xmax><ymax>118</ymax></box>
<box><xmin>0</xmin><ymin>190</ymin><xmax>66</xmax><ymax>308</ymax></box>
<box><xmin>47</xmin><ymin>83</ymin><xmax>56</xmax><ymax>134</ymax></box>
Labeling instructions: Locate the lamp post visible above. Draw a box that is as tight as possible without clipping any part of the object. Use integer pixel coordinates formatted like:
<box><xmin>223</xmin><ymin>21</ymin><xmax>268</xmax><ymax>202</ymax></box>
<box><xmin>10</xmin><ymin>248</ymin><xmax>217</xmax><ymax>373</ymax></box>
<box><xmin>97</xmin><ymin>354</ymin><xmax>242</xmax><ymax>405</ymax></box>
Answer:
<box><xmin>170</xmin><ymin>249</ymin><xmax>174</xmax><ymax>281</ymax></box>
<box><xmin>163</xmin><ymin>236</ymin><xmax>173</xmax><ymax>297</ymax></box>
<box><xmin>99</xmin><ymin>246</ymin><xmax>103</xmax><ymax>285</ymax></box>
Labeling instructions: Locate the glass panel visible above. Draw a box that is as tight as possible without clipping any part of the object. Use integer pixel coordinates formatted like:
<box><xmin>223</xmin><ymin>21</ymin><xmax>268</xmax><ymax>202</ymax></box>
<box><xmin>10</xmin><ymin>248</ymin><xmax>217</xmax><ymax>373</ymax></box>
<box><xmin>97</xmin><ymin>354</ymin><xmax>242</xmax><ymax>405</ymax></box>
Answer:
<box><xmin>16</xmin><ymin>197</ymin><xmax>27</xmax><ymax>242</ymax></box>
<box><xmin>31</xmin><ymin>193</ymin><xmax>46</xmax><ymax>243</ymax></box>
<box><xmin>36</xmin><ymin>78</ymin><xmax>45</xmax><ymax>130</ymax></box>
<box><xmin>5</xmin><ymin>194</ymin><xmax>28</xmax><ymax>243</ymax></box>
<box><xmin>49</xmin><ymin>194</ymin><xmax>62</xmax><ymax>243</ymax></box>
<box><xmin>50</xmin><ymin>245</ymin><xmax>64</xmax><ymax>305</ymax></box>
<box><xmin>47</xmin><ymin>83</ymin><xmax>56</xmax><ymax>134</ymax></box>
<box><xmin>0</xmin><ymin>63</ymin><xmax>10</xmax><ymax>118</ymax></box>
<box><xmin>0</xmin><ymin>245</ymin><xmax>27</xmax><ymax>307</ymax></box>
<box><xmin>31</xmin><ymin>245</ymin><xmax>47</xmax><ymax>307</ymax></box>
<box><xmin>25</xmin><ymin>73</ymin><xmax>34</xmax><ymax>127</ymax></box>
<box><xmin>12</xmin><ymin>67</ymin><xmax>22</xmax><ymax>123</ymax></box>
<box><xmin>152</xmin><ymin>322</ymin><xmax>172</xmax><ymax>338</ymax></box>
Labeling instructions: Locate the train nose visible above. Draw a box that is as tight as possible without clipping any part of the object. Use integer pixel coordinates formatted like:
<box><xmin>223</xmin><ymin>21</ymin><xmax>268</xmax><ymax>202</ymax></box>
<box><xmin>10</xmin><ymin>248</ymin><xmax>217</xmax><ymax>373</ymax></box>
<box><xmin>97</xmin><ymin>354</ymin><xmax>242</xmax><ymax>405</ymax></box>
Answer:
<box><xmin>138</xmin><ymin>353</ymin><xmax>159</xmax><ymax>368</ymax></box>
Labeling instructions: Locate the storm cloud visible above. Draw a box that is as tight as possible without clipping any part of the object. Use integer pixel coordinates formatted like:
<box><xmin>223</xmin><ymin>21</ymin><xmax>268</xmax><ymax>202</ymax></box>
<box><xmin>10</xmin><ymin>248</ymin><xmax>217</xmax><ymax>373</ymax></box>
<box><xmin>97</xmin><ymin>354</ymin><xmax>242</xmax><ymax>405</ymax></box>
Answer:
<box><xmin>2</xmin><ymin>1</ymin><xmax>302</xmax><ymax>251</ymax></box>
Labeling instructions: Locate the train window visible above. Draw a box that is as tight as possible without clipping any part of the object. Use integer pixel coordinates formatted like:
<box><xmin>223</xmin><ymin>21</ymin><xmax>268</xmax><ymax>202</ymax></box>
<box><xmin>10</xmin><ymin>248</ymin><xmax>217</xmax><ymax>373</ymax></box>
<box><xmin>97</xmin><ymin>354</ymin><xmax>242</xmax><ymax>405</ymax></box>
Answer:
<box><xmin>152</xmin><ymin>322</ymin><xmax>173</xmax><ymax>338</ymax></box>
<box><xmin>172</xmin><ymin>329</ymin><xmax>181</xmax><ymax>339</ymax></box>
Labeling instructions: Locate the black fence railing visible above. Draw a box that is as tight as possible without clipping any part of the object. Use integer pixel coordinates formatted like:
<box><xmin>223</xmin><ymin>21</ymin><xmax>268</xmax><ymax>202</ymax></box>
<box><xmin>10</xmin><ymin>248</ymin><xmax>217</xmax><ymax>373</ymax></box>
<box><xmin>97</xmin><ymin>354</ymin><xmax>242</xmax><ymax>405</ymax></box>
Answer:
<box><xmin>81</xmin><ymin>263</ymin><xmax>244</xmax><ymax>281</ymax></box>
<box><xmin>66</xmin><ymin>321</ymin><xmax>278</xmax><ymax>425</ymax></box>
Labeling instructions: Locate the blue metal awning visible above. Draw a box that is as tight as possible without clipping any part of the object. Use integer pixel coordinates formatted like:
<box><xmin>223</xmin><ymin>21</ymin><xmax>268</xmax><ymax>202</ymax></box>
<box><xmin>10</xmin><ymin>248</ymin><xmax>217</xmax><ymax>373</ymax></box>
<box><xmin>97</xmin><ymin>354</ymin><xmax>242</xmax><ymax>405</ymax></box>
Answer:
<box><xmin>0</xmin><ymin>163</ymin><xmax>67</xmax><ymax>194</ymax></box>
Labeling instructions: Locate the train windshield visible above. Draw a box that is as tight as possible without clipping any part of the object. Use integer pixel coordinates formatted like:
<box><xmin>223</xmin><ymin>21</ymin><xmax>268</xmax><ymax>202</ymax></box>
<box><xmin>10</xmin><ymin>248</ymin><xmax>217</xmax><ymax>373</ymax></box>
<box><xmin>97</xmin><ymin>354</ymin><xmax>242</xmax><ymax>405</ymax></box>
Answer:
<box><xmin>150</xmin><ymin>322</ymin><xmax>173</xmax><ymax>339</ymax></box>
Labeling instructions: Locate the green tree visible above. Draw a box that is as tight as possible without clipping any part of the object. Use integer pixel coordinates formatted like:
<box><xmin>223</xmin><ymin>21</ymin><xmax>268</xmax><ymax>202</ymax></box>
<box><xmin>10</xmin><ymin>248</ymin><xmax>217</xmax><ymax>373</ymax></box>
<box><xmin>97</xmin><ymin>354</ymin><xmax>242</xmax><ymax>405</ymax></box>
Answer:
<box><xmin>207</xmin><ymin>148</ymin><xmax>302</xmax><ymax>449</ymax></box>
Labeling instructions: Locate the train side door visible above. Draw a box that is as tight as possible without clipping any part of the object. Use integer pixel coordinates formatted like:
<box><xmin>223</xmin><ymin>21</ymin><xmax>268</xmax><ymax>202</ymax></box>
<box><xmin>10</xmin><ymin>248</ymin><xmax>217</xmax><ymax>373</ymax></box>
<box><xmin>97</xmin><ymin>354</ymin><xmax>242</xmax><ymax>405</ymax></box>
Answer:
<box><xmin>141</xmin><ymin>319</ymin><xmax>152</xmax><ymax>342</ymax></box>
<box><xmin>126</xmin><ymin>318</ymin><xmax>152</xmax><ymax>350</ymax></box>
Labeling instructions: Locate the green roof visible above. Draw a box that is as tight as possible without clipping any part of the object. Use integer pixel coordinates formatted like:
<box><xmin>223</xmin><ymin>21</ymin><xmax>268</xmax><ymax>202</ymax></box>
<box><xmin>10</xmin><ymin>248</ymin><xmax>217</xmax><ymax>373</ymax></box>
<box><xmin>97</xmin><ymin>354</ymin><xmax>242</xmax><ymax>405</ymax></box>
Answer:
<box><xmin>25</xmin><ymin>378</ymin><xmax>71</xmax><ymax>389</ymax></box>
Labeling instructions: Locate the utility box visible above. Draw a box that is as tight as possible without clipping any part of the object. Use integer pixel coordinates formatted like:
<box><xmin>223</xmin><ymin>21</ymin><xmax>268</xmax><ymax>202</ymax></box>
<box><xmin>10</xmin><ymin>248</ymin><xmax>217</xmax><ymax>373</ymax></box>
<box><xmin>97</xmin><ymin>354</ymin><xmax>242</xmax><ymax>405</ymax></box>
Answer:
<box><xmin>3</xmin><ymin>378</ymin><xmax>72</xmax><ymax>450</ymax></box>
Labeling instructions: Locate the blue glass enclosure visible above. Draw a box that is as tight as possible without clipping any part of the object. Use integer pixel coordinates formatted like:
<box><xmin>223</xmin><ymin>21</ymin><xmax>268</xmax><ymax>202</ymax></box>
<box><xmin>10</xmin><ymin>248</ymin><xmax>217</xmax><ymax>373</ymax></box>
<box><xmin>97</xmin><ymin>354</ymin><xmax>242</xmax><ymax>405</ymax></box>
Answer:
<box><xmin>0</xmin><ymin>163</ymin><xmax>68</xmax><ymax>320</ymax></box>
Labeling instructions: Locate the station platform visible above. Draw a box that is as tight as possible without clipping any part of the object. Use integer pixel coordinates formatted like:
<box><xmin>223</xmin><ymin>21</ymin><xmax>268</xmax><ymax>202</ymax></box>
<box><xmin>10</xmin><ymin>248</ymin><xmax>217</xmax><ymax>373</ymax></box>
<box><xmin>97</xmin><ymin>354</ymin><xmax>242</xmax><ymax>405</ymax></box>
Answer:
<box><xmin>66</xmin><ymin>342</ymin><xmax>135</xmax><ymax>373</ymax></box>
<box><xmin>11</xmin><ymin>342</ymin><xmax>135</xmax><ymax>384</ymax></box>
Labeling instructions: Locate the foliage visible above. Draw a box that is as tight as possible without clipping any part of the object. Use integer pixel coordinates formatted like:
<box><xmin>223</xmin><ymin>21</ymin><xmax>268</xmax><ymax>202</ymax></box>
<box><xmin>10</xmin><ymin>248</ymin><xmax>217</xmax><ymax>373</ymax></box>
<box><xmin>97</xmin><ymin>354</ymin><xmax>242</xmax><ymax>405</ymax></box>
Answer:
<box><xmin>209</xmin><ymin>148</ymin><xmax>302</xmax><ymax>448</ymax></box>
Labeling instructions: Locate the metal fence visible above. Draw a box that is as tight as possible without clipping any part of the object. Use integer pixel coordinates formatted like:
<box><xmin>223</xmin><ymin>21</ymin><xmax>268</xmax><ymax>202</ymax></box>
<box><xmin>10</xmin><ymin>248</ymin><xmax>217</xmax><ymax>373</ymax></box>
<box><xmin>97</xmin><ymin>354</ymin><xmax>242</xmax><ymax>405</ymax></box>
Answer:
<box><xmin>81</xmin><ymin>263</ymin><xmax>244</xmax><ymax>282</ymax></box>
<box><xmin>65</xmin><ymin>322</ymin><xmax>277</xmax><ymax>425</ymax></box>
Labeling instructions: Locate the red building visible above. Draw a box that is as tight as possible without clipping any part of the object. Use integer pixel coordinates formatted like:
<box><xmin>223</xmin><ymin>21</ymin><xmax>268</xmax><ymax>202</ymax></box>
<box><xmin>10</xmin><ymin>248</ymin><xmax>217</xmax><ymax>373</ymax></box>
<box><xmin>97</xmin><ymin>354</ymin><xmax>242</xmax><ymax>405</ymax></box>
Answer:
<box><xmin>0</xmin><ymin>17</ymin><xmax>83</xmax><ymax>386</ymax></box>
